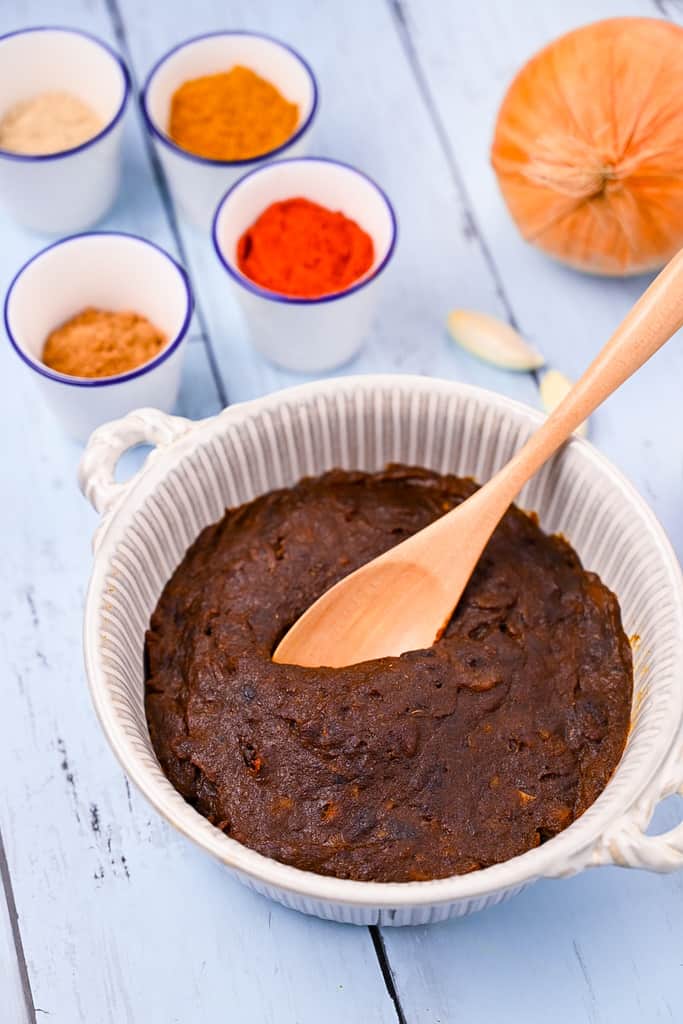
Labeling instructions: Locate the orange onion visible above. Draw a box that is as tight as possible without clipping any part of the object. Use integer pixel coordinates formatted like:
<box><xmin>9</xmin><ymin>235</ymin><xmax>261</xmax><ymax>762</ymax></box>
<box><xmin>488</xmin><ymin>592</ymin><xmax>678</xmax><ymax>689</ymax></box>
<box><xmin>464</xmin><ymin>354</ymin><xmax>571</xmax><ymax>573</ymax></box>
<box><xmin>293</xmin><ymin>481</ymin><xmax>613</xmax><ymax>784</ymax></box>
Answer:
<box><xmin>491</xmin><ymin>18</ymin><xmax>683</xmax><ymax>276</ymax></box>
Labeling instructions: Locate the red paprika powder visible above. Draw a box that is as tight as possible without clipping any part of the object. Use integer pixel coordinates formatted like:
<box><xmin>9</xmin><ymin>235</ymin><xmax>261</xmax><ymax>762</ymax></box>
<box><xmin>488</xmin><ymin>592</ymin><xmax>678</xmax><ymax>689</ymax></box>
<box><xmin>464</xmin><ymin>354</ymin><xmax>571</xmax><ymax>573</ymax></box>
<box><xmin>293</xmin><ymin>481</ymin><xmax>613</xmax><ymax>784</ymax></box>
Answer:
<box><xmin>236</xmin><ymin>197</ymin><xmax>374</xmax><ymax>298</ymax></box>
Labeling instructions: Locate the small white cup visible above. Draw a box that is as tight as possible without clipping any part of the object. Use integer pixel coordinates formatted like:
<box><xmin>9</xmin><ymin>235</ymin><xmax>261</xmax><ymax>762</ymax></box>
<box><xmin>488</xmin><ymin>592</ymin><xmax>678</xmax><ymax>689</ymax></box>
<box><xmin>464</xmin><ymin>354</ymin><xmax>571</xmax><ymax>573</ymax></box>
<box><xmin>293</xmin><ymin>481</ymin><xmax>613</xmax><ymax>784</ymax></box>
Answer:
<box><xmin>141</xmin><ymin>31</ymin><xmax>318</xmax><ymax>230</ymax></box>
<box><xmin>0</xmin><ymin>27</ymin><xmax>130</xmax><ymax>234</ymax></box>
<box><xmin>4</xmin><ymin>232</ymin><xmax>193</xmax><ymax>442</ymax></box>
<box><xmin>212</xmin><ymin>157</ymin><xmax>397</xmax><ymax>373</ymax></box>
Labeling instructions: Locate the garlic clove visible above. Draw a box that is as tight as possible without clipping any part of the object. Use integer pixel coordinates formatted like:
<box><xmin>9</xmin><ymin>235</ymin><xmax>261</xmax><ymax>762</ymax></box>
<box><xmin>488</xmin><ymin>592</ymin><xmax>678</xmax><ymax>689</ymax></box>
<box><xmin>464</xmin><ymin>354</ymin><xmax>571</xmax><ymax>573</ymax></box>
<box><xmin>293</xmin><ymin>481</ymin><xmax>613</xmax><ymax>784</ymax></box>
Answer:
<box><xmin>447</xmin><ymin>309</ymin><xmax>545</xmax><ymax>371</ymax></box>
<box><xmin>540</xmin><ymin>369</ymin><xmax>589</xmax><ymax>438</ymax></box>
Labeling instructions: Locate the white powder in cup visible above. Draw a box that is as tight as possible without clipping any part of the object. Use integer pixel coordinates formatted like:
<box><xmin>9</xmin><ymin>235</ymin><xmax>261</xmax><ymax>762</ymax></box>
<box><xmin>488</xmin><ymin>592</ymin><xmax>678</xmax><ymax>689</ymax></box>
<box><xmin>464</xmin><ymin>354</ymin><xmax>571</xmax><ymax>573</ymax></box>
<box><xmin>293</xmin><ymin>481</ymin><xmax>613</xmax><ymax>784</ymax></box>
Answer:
<box><xmin>0</xmin><ymin>91</ymin><xmax>103</xmax><ymax>155</ymax></box>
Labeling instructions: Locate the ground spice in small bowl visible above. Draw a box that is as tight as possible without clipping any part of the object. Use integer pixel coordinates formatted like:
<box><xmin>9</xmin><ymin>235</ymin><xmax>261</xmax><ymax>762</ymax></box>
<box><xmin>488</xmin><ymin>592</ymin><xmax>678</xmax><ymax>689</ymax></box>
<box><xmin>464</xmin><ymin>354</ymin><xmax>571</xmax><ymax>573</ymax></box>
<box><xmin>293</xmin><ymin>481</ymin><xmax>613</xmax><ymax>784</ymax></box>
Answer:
<box><xmin>0</xmin><ymin>91</ymin><xmax>103</xmax><ymax>155</ymax></box>
<box><xmin>236</xmin><ymin>197</ymin><xmax>375</xmax><ymax>298</ymax></box>
<box><xmin>168</xmin><ymin>65</ymin><xmax>299</xmax><ymax>161</ymax></box>
<box><xmin>42</xmin><ymin>308</ymin><xmax>167</xmax><ymax>379</ymax></box>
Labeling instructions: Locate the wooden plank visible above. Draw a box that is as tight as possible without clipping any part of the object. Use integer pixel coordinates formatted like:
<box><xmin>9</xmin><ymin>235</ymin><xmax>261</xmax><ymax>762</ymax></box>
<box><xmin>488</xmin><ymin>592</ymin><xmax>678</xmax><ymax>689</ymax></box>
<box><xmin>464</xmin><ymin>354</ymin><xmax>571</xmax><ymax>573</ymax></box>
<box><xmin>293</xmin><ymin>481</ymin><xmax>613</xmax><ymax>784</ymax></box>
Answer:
<box><xmin>378</xmin><ymin>2</ymin><xmax>683</xmax><ymax>1021</ymax></box>
<box><xmin>114</xmin><ymin>0</ymin><xmax>539</xmax><ymax>410</ymax></box>
<box><xmin>0</xmin><ymin>2</ymin><xmax>398</xmax><ymax>1021</ymax></box>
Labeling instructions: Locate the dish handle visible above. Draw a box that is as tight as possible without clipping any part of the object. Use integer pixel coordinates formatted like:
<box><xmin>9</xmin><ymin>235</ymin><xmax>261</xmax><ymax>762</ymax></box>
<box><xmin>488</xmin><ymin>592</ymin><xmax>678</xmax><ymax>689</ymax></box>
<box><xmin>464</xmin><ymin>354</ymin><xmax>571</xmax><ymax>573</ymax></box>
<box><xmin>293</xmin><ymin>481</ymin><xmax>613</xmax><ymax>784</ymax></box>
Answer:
<box><xmin>78</xmin><ymin>407</ymin><xmax>193</xmax><ymax>518</ymax></box>
<box><xmin>591</xmin><ymin>747</ymin><xmax>683</xmax><ymax>872</ymax></box>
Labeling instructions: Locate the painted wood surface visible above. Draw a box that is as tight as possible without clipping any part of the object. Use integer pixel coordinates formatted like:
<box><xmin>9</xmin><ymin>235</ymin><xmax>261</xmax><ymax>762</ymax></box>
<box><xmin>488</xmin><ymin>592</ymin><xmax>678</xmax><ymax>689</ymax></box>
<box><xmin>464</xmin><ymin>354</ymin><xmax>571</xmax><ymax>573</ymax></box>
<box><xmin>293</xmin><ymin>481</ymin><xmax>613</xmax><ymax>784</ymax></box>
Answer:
<box><xmin>0</xmin><ymin>0</ymin><xmax>681</xmax><ymax>1021</ymax></box>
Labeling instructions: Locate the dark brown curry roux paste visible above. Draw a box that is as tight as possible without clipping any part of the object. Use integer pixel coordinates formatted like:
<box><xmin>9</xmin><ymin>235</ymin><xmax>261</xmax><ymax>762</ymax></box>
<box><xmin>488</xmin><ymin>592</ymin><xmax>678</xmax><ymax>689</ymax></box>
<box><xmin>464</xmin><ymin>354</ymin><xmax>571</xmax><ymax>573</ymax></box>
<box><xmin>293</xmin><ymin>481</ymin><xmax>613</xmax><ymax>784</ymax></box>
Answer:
<box><xmin>145</xmin><ymin>467</ymin><xmax>632</xmax><ymax>882</ymax></box>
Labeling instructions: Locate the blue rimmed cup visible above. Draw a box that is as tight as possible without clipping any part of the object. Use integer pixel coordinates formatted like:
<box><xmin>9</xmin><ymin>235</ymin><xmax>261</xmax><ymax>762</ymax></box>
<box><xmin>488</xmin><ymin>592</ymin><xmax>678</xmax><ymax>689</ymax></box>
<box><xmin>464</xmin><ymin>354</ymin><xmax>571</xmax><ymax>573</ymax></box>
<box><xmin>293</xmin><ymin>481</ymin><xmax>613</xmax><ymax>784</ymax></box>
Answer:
<box><xmin>212</xmin><ymin>157</ymin><xmax>398</xmax><ymax>372</ymax></box>
<box><xmin>4</xmin><ymin>232</ymin><xmax>193</xmax><ymax>441</ymax></box>
<box><xmin>141</xmin><ymin>30</ymin><xmax>318</xmax><ymax>230</ymax></box>
<box><xmin>0</xmin><ymin>27</ymin><xmax>131</xmax><ymax>234</ymax></box>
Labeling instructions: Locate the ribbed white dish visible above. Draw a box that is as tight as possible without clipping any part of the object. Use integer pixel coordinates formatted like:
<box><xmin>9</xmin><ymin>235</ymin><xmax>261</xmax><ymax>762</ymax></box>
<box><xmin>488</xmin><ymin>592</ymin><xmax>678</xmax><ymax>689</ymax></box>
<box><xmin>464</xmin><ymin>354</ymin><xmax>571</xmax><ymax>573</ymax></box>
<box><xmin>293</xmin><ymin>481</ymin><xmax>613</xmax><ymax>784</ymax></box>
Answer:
<box><xmin>80</xmin><ymin>375</ymin><xmax>683</xmax><ymax>925</ymax></box>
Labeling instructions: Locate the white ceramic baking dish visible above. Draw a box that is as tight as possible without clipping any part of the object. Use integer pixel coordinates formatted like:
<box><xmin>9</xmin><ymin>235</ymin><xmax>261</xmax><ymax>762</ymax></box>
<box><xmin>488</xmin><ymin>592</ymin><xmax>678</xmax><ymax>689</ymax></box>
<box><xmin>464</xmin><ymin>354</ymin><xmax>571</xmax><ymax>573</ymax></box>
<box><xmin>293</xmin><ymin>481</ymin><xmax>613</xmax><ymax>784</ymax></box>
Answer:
<box><xmin>79</xmin><ymin>375</ymin><xmax>683</xmax><ymax>926</ymax></box>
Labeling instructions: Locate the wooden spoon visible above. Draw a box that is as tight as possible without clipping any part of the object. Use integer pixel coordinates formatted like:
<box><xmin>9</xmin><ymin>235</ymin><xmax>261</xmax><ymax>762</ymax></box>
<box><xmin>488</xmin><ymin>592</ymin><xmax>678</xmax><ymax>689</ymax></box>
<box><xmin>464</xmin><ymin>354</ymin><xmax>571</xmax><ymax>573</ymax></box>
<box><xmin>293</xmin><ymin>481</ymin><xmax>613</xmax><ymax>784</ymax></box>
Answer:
<box><xmin>274</xmin><ymin>250</ymin><xmax>683</xmax><ymax>669</ymax></box>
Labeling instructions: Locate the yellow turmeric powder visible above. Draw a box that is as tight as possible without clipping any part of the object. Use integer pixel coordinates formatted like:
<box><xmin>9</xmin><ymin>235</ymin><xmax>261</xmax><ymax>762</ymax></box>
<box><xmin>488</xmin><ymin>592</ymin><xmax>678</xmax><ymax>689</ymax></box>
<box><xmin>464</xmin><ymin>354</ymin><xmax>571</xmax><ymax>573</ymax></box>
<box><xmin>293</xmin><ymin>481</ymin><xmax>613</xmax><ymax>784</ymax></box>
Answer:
<box><xmin>168</xmin><ymin>65</ymin><xmax>299</xmax><ymax>161</ymax></box>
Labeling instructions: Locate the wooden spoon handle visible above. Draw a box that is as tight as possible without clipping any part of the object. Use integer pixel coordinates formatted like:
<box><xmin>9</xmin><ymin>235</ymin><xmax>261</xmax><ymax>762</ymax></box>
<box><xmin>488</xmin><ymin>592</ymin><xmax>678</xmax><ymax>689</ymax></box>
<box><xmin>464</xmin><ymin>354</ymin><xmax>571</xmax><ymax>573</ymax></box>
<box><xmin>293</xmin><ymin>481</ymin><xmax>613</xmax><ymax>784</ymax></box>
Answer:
<box><xmin>380</xmin><ymin>249</ymin><xmax>683</xmax><ymax>625</ymax></box>
<box><xmin>488</xmin><ymin>248</ymin><xmax>683</xmax><ymax>505</ymax></box>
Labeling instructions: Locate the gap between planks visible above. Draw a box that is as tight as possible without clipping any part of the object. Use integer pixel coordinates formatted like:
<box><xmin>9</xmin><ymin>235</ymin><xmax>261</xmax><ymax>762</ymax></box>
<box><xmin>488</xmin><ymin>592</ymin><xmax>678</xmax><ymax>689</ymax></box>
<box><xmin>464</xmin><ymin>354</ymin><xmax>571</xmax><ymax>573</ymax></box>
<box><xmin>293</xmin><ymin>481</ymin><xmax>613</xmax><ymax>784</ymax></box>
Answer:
<box><xmin>370</xmin><ymin>926</ymin><xmax>409</xmax><ymax>1024</ymax></box>
<box><xmin>0</xmin><ymin>828</ymin><xmax>37</xmax><ymax>1024</ymax></box>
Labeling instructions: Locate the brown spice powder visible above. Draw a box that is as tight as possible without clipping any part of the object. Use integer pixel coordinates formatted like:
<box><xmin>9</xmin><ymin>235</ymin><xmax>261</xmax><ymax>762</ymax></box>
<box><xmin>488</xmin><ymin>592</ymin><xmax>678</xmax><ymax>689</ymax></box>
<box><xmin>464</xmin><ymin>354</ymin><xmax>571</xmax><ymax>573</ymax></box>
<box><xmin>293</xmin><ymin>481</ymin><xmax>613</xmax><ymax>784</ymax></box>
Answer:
<box><xmin>42</xmin><ymin>308</ymin><xmax>167</xmax><ymax>379</ymax></box>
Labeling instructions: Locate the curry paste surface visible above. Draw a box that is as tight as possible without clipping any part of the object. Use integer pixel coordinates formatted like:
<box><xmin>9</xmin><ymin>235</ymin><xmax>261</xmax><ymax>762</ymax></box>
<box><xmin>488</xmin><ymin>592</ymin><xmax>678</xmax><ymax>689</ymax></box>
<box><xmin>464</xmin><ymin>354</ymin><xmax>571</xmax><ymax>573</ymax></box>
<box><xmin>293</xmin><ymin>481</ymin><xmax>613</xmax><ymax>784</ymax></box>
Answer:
<box><xmin>145</xmin><ymin>467</ymin><xmax>632</xmax><ymax>882</ymax></box>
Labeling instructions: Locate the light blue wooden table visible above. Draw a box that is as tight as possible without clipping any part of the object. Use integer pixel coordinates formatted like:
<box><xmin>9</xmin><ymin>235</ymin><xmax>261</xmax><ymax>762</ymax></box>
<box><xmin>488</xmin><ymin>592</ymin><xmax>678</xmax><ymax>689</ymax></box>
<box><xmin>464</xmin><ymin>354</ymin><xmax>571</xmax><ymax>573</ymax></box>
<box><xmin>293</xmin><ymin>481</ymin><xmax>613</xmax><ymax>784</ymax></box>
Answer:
<box><xmin>2</xmin><ymin>1</ymin><xmax>682</xmax><ymax>1021</ymax></box>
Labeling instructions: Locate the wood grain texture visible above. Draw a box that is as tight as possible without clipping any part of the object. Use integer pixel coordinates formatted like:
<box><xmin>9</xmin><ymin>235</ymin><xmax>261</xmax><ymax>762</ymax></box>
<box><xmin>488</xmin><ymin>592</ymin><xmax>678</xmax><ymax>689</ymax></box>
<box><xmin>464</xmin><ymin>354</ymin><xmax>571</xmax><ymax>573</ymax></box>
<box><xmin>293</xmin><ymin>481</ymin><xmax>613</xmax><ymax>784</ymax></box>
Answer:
<box><xmin>1</xmin><ymin>0</ymin><xmax>682</xmax><ymax>1021</ymax></box>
